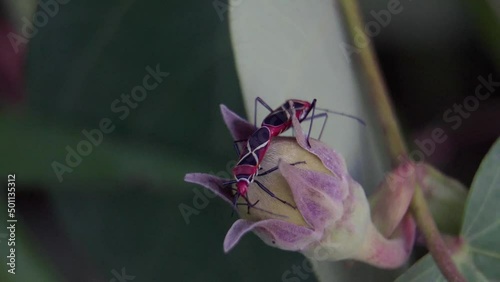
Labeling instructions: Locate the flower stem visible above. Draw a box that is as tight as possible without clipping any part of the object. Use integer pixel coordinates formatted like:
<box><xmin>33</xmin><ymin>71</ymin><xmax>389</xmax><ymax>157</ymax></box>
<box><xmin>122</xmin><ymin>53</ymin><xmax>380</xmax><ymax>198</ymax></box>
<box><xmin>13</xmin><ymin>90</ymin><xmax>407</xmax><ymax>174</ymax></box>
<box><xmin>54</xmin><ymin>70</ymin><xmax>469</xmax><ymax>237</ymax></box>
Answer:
<box><xmin>338</xmin><ymin>0</ymin><xmax>466</xmax><ymax>281</ymax></box>
<box><xmin>338</xmin><ymin>0</ymin><xmax>406</xmax><ymax>167</ymax></box>
<box><xmin>411</xmin><ymin>185</ymin><xmax>466</xmax><ymax>282</ymax></box>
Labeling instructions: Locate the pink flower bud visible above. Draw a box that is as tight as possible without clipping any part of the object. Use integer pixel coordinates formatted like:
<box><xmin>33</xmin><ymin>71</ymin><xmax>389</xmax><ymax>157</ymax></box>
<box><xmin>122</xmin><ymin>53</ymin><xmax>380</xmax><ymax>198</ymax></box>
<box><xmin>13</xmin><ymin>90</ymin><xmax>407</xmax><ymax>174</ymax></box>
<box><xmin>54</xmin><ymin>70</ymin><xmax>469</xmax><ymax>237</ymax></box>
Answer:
<box><xmin>184</xmin><ymin>104</ymin><xmax>415</xmax><ymax>268</ymax></box>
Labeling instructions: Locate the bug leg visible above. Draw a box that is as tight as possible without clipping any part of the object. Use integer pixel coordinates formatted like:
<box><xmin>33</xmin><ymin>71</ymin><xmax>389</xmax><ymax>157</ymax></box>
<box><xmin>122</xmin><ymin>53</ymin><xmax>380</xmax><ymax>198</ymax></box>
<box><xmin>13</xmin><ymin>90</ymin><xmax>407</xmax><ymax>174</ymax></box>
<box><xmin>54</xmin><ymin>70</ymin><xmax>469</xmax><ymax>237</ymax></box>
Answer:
<box><xmin>307</xmin><ymin>113</ymin><xmax>328</xmax><ymax>140</ymax></box>
<box><xmin>306</xmin><ymin>99</ymin><xmax>317</xmax><ymax>147</ymax></box>
<box><xmin>224</xmin><ymin>182</ymin><xmax>259</xmax><ymax>215</ymax></box>
<box><xmin>302</xmin><ymin>112</ymin><xmax>328</xmax><ymax>141</ymax></box>
<box><xmin>255</xmin><ymin>97</ymin><xmax>274</xmax><ymax>127</ymax></box>
<box><xmin>314</xmin><ymin>112</ymin><xmax>328</xmax><ymax>141</ymax></box>
<box><xmin>254</xmin><ymin>180</ymin><xmax>296</xmax><ymax>209</ymax></box>
<box><xmin>231</xmin><ymin>191</ymin><xmax>240</xmax><ymax>217</ymax></box>
<box><xmin>232</xmin><ymin>193</ymin><xmax>259</xmax><ymax>215</ymax></box>
<box><xmin>240</xmin><ymin>194</ymin><xmax>259</xmax><ymax>214</ymax></box>
<box><xmin>232</xmin><ymin>139</ymin><xmax>248</xmax><ymax>156</ymax></box>
<box><xmin>258</xmin><ymin>161</ymin><xmax>306</xmax><ymax>177</ymax></box>
<box><xmin>222</xmin><ymin>180</ymin><xmax>237</xmax><ymax>187</ymax></box>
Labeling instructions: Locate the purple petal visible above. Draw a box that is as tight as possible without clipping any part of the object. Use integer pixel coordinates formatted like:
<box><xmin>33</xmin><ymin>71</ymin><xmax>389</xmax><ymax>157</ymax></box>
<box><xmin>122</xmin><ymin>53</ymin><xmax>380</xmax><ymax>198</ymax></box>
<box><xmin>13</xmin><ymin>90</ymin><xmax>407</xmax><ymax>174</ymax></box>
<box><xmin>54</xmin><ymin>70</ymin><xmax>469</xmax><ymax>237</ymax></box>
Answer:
<box><xmin>279</xmin><ymin>161</ymin><xmax>347</xmax><ymax>230</ymax></box>
<box><xmin>356</xmin><ymin>214</ymin><xmax>415</xmax><ymax>268</ymax></box>
<box><xmin>184</xmin><ymin>173</ymin><xmax>233</xmax><ymax>205</ymax></box>
<box><xmin>370</xmin><ymin>161</ymin><xmax>416</xmax><ymax>237</ymax></box>
<box><xmin>220</xmin><ymin>104</ymin><xmax>257</xmax><ymax>141</ymax></box>
<box><xmin>291</xmin><ymin>114</ymin><xmax>348</xmax><ymax>179</ymax></box>
<box><xmin>224</xmin><ymin>219</ymin><xmax>317</xmax><ymax>252</ymax></box>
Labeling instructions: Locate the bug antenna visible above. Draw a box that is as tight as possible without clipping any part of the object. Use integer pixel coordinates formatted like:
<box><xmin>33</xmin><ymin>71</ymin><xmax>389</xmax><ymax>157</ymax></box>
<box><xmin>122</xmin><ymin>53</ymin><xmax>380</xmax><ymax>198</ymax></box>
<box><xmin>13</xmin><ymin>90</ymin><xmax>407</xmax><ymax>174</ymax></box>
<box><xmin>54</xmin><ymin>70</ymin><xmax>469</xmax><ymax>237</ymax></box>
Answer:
<box><xmin>314</xmin><ymin>107</ymin><xmax>366</xmax><ymax>126</ymax></box>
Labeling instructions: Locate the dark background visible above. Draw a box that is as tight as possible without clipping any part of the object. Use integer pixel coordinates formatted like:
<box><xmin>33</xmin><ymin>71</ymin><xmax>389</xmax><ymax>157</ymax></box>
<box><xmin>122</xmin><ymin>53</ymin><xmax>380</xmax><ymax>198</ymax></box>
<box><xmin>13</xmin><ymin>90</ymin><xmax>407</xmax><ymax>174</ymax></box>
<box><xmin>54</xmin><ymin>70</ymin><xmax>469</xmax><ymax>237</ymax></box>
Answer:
<box><xmin>0</xmin><ymin>0</ymin><xmax>498</xmax><ymax>281</ymax></box>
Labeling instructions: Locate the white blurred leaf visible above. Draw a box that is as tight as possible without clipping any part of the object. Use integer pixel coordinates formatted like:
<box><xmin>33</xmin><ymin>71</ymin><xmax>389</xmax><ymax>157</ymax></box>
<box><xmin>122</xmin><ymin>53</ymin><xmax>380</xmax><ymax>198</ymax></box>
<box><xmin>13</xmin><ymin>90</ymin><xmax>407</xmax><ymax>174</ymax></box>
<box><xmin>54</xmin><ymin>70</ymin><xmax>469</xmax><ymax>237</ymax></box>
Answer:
<box><xmin>229</xmin><ymin>1</ymin><xmax>398</xmax><ymax>281</ymax></box>
<box><xmin>229</xmin><ymin>0</ymin><xmax>390</xmax><ymax>190</ymax></box>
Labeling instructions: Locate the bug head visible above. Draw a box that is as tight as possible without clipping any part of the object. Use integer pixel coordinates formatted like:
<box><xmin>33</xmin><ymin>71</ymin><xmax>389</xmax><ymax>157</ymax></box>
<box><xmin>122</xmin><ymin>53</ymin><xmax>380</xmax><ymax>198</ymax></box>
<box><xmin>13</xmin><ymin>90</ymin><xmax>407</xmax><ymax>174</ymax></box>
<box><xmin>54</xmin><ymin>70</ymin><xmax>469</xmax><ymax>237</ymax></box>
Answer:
<box><xmin>236</xmin><ymin>179</ymin><xmax>249</xmax><ymax>196</ymax></box>
<box><xmin>287</xmin><ymin>99</ymin><xmax>316</xmax><ymax>122</ymax></box>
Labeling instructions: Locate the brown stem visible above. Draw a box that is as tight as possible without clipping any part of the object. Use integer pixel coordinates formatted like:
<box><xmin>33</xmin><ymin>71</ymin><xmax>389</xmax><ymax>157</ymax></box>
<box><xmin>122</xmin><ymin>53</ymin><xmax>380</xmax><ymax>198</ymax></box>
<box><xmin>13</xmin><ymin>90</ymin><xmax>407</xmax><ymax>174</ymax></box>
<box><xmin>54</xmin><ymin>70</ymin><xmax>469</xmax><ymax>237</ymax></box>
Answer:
<box><xmin>338</xmin><ymin>0</ymin><xmax>466</xmax><ymax>281</ymax></box>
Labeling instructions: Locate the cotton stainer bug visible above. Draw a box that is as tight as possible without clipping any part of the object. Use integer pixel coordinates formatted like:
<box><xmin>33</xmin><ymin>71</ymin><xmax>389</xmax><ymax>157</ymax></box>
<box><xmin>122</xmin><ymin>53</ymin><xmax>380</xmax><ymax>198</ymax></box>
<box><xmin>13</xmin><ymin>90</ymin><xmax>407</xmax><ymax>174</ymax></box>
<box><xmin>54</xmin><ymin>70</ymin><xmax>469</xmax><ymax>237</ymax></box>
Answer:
<box><xmin>232</xmin><ymin>98</ymin><xmax>318</xmax><ymax>156</ymax></box>
<box><xmin>225</xmin><ymin>99</ymin><xmax>317</xmax><ymax>211</ymax></box>
<box><xmin>225</xmin><ymin>98</ymin><xmax>365</xmax><ymax>212</ymax></box>
<box><xmin>253</xmin><ymin>97</ymin><xmax>365</xmax><ymax>146</ymax></box>
<box><xmin>225</xmin><ymin>125</ymin><xmax>304</xmax><ymax>211</ymax></box>
<box><xmin>232</xmin><ymin>97</ymin><xmax>365</xmax><ymax>156</ymax></box>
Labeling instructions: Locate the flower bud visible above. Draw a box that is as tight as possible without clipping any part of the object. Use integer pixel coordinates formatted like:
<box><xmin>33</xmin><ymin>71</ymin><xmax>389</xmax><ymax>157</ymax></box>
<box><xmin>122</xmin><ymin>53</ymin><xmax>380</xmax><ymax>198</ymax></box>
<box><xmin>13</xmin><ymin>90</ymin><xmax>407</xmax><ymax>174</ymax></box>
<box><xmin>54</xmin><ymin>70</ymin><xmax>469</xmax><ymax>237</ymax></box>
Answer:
<box><xmin>184</xmin><ymin>104</ymin><xmax>415</xmax><ymax>268</ymax></box>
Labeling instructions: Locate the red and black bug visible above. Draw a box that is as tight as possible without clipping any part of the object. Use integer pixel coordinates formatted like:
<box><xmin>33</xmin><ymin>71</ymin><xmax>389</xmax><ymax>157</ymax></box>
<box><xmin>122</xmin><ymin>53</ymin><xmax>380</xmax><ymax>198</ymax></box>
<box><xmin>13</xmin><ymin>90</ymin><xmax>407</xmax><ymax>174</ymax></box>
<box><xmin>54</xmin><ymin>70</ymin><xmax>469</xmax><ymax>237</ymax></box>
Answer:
<box><xmin>225</xmin><ymin>98</ymin><xmax>365</xmax><ymax>212</ymax></box>
<box><xmin>254</xmin><ymin>97</ymin><xmax>365</xmax><ymax>143</ymax></box>
<box><xmin>224</xmin><ymin>99</ymin><xmax>317</xmax><ymax>211</ymax></box>
<box><xmin>228</xmin><ymin>126</ymin><xmax>304</xmax><ymax>210</ymax></box>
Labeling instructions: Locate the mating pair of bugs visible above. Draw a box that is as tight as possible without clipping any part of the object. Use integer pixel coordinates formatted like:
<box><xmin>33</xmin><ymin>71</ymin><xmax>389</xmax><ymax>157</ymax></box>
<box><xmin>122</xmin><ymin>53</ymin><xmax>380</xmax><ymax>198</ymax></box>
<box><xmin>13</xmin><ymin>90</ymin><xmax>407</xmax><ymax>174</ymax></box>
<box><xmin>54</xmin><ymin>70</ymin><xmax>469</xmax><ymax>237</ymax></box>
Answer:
<box><xmin>223</xmin><ymin>97</ymin><xmax>364</xmax><ymax>213</ymax></box>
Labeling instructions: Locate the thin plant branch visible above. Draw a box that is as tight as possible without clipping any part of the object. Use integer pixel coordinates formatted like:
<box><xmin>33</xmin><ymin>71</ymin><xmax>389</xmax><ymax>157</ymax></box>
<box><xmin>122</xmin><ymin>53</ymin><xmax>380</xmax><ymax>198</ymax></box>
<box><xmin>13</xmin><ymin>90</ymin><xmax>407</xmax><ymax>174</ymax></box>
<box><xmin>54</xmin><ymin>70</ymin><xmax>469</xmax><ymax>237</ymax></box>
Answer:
<box><xmin>338</xmin><ymin>0</ymin><xmax>466</xmax><ymax>281</ymax></box>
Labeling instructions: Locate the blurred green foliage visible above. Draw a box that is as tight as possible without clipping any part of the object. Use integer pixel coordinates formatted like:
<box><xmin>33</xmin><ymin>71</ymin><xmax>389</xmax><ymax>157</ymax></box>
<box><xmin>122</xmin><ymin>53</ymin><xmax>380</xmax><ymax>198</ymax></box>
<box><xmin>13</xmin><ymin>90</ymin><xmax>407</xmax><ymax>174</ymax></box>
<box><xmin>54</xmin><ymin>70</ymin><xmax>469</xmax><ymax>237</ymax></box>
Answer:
<box><xmin>397</xmin><ymin>138</ymin><xmax>500</xmax><ymax>281</ymax></box>
<box><xmin>0</xmin><ymin>0</ymin><xmax>498</xmax><ymax>281</ymax></box>
<box><xmin>1</xmin><ymin>1</ymin><xmax>313</xmax><ymax>281</ymax></box>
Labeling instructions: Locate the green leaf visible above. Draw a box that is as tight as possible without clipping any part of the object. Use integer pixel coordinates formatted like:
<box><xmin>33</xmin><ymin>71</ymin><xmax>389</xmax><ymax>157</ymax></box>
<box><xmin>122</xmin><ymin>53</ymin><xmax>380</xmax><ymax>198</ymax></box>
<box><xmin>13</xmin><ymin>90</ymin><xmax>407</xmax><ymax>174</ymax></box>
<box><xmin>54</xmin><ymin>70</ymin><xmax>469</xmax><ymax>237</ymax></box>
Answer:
<box><xmin>3</xmin><ymin>0</ymin><xmax>248</xmax><ymax>189</ymax></box>
<box><xmin>422</xmin><ymin>165</ymin><xmax>468</xmax><ymax>235</ymax></box>
<box><xmin>9</xmin><ymin>1</ymin><xmax>316</xmax><ymax>281</ymax></box>
<box><xmin>0</xmin><ymin>114</ymin><xmax>225</xmax><ymax>190</ymax></box>
<box><xmin>397</xmin><ymin>138</ymin><xmax>500</xmax><ymax>281</ymax></box>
